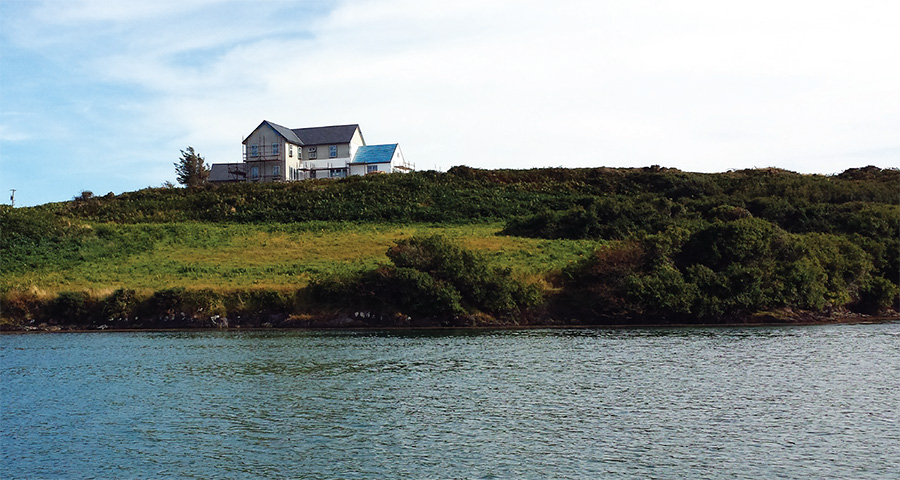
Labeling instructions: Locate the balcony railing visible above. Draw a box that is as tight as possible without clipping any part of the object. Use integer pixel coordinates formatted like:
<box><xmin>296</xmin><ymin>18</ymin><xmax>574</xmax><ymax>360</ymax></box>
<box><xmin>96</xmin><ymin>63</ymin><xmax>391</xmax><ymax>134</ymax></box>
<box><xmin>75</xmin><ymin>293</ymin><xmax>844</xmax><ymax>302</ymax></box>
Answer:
<box><xmin>243</xmin><ymin>150</ymin><xmax>281</xmax><ymax>163</ymax></box>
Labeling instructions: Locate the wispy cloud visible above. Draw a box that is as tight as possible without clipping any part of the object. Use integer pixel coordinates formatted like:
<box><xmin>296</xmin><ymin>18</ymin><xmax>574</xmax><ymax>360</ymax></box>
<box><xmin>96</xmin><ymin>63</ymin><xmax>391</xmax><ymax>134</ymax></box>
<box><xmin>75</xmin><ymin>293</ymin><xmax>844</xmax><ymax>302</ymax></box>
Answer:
<box><xmin>0</xmin><ymin>124</ymin><xmax>31</xmax><ymax>142</ymax></box>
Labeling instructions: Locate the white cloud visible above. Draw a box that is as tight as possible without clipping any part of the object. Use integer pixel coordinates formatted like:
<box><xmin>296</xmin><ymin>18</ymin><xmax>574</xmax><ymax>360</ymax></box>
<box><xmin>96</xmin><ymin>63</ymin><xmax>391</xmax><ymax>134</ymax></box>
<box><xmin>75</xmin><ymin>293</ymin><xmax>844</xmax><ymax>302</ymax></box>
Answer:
<box><xmin>33</xmin><ymin>0</ymin><xmax>212</xmax><ymax>23</ymax></box>
<box><xmin>2</xmin><ymin>0</ymin><xmax>899</xmax><ymax>205</ymax></box>
<box><xmin>0</xmin><ymin>124</ymin><xmax>31</xmax><ymax>142</ymax></box>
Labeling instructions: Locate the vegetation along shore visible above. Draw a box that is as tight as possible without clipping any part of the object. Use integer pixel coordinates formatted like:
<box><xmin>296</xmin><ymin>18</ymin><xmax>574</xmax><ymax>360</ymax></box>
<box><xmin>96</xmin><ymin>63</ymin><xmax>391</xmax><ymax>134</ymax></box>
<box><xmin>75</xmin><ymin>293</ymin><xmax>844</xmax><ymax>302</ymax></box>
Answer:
<box><xmin>2</xmin><ymin>165</ymin><xmax>898</xmax><ymax>331</ymax></box>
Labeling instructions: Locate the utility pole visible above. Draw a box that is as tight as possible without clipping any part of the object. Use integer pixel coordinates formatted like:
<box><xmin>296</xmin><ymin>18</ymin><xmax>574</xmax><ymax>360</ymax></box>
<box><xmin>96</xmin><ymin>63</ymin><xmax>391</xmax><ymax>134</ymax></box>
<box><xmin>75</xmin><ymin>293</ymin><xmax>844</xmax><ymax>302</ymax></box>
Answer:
<box><xmin>9</xmin><ymin>189</ymin><xmax>15</xmax><ymax>207</ymax></box>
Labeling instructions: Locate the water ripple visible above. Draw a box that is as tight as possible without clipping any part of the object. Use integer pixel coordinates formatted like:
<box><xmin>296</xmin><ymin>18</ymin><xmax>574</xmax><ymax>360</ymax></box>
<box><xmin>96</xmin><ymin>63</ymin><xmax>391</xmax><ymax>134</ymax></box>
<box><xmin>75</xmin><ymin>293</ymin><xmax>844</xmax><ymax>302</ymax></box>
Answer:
<box><xmin>2</xmin><ymin>323</ymin><xmax>899</xmax><ymax>479</ymax></box>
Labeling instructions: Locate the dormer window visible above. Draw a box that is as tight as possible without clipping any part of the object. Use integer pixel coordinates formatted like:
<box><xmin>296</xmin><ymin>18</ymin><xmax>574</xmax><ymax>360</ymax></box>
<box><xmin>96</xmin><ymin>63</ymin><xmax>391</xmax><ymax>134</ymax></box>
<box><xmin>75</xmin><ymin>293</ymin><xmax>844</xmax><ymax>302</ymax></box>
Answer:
<box><xmin>329</xmin><ymin>145</ymin><xmax>337</xmax><ymax>158</ymax></box>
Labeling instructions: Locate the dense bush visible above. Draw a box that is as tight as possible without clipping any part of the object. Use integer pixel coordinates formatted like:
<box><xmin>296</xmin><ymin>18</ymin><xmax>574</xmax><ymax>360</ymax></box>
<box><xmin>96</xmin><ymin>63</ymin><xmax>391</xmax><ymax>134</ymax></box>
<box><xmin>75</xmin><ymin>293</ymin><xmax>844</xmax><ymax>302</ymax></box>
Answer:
<box><xmin>51</xmin><ymin>291</ymin><xmax>92</xmax><ymax>323</ymax></box>
<box><xmin>502</xmin><ymin>195</ymin><xmax>682</xmax><ymax>240</ymax></box>
<box><xmin>388</xmin><ymin>235</ymin><xmax>543</xmax><ymax>314</ymax></box>
<box><xmin>102</xmin><ymin>288</ymin><xmax>138</xmax><ymax>323</ymax></box>
<box><xmin>309</xmin><ymin>235</ymin><xmax>542</xmax><ymax>322</ymax></box>
<box><xmin>559</xmin><ymin>215</ymin><xmax>897</xmax><ymax>321</ymax></box>
<box><xmin>309</xmin><ymin>266</ymin><xmax>464</xmax><ymax>321</ymax></box>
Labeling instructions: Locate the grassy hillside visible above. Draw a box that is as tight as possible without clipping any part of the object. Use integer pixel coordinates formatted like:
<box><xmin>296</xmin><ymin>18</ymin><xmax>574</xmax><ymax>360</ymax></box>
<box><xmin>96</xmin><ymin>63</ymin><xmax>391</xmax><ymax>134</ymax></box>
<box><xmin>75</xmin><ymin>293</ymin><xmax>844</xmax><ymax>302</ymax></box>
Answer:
<box><xmin>1</xmin><ymin>165</ymin><xmax>897</xmax><ymax>329</ymax></box>
<box><xmin>1</xmin><ymin>220</ymin><xmax>594</xmax><ymax>294</ymax></box>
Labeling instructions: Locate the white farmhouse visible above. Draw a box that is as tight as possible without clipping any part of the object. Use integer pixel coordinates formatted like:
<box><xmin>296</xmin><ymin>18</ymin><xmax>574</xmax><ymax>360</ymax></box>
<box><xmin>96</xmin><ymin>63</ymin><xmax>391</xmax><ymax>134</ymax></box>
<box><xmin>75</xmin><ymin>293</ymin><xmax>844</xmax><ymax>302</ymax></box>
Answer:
<box><xmin>209</xmin><ymin>120</ymin><xmax>411</xmax><ymax>183</ymax></box>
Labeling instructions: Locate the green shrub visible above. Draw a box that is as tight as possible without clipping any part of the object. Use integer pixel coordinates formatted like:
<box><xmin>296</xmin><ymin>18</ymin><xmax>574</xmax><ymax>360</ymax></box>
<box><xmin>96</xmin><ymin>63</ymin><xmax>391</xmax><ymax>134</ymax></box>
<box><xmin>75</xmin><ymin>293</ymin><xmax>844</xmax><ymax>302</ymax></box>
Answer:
<box><xmin>102</xmin><ymin>288</ymin><xmax>138</xmax><ymax>322</ymax></box>
<box><xmin>145</xmin><ymin>287</ymin><xmax>186</xmax><ymax>315</ymax></box>
<box><xmin>309</xmin><ymin>235</ymin><xmax>541</xmax><ymax>320</ymax></box>
<box><xmin>0</xmin><ymin>289</ymin><xmax>43</xmax><ymax>325</ymax></box>
<box><xmin>854</xmin><ymin>276</ymin><xmax>900</xmax><ymax>314</ymax></box>
<box><xmin>223</xmin><ymin>289</ymin><xmax>290</xmax><ymax>316</ymax></box>
<box><xmin>359</xmin><ymin>267</ymin><xmax>464</xmax><ymax>318</ymax></box>
<box><xmin>387</xmin><ymin>235</ymin><xmax>542</xmax><ymax>315</ymax></box>
<box><xmin>558</xmin><ymin>241</ymin><xmax>646</xmax><ymax>319</ymax></box>
<box><xmin>678</xmin><ymin>217</ymin><xmax>788</xmax><ymax>270</ymax></box>
<box><xmin>51</xmin><ymin>291</ymin><xmax>92</xmax><ymax>323</ymax></box>
<box><xmin>557</xmin><ymin>215</ymin><xmax>889</xmax><ymax>321</ymax></box>
<box><xmin>623</xmin><ymin>263</ymin><xmax>698</xmax><ymax>317</ymax></box>
<box><xmin>792</xmin><ymin>233</ymin><xmax>872</xmax><ymax>306</ymax></box>
<box><xmin>501</xmin><ymin>194</ymin><xmax>678</xmax><ymax>240</ymax></box>
<box><xmin>780</xmin><ymin>257</ymin><xmax>827</xmax><ymax>310</ymax></box>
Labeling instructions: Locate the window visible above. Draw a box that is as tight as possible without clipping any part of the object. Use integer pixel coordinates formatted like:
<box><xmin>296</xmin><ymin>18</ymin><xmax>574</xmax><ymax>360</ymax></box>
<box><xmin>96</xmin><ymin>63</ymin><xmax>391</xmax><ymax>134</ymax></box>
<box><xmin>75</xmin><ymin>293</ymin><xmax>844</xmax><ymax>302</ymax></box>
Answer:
<box><xmin>308</xmin><ymin>146</ymin><xmax>317</xmax><ymax>159</ymax></box>
<box><xmin>273</xmin><ymin>165</ymin><xmax>280</xmax><ymax>177</ymax></box>
<box><xmin>289</xmin><ymin>146</ymin><xmax>293</xmax><ymax>158</ymax></box>
<box><xmin>250</xmin><ymin>144</ymin><xmax>258</xmax><ymax>157</ymax></box>
<box><xmin>250</xmin><ymin>166</ymin><xmax>259</xmax><ymax>180</ymax></box>
<box><xmin>310</xmin><ymin>170</ymin><xmax>316</xmax><ymax>179</ymax></box>
<box><xmin>329</xmin><ymin>145</ymin><xmax>337</xmax><ymax>158</ymax></box>
<box><xmin>272</xmin><ymin>143</ymin><xmax>279</xmax><ymax>156</ymax></box>
<box><xmin>330</xmin><ymin>168</ymin><xmax>346</xmax><ymax>178</ymax></box>
<box><xmin>367</xmin><ymin>164</ymin><xmax>378</xmax><ymax>173</ymax></box>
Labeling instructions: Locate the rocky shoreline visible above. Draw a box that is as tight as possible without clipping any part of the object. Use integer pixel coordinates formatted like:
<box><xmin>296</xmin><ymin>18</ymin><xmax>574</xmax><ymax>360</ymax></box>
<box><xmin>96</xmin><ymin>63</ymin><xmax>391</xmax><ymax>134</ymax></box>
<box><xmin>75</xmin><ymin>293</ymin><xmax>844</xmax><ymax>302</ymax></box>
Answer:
<box><xmin>4</xmin><ymin>308</ymin><xmax>897</xmax><ymax>333</ymax></box>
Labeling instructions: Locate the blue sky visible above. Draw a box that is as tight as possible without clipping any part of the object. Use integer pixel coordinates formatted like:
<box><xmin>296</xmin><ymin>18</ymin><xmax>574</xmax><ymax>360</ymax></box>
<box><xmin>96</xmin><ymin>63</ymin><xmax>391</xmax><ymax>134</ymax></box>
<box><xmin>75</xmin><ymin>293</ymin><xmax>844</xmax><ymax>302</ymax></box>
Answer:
<box><xmin>2</xmin><ymin>0</ymin><xmax>898</xmax><ymax>207</ymax></box>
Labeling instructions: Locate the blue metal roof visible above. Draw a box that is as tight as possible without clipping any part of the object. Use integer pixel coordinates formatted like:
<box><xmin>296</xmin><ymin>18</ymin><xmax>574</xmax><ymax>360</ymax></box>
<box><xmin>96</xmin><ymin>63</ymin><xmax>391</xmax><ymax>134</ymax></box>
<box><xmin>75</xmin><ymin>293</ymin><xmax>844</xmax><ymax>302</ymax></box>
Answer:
<box><xmin>351</xmin><ymin>144</ymin><xmax>397</xmax><ymax>164</ymax></box>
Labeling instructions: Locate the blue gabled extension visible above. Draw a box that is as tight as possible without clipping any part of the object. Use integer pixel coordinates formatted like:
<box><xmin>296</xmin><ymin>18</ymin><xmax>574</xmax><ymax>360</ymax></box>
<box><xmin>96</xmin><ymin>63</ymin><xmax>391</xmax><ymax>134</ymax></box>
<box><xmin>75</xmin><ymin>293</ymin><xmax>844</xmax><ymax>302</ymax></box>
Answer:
<box><xmin>352</xmin><ymin>144</ymin><xmax>398</xmax><ymax>164</ymax></box>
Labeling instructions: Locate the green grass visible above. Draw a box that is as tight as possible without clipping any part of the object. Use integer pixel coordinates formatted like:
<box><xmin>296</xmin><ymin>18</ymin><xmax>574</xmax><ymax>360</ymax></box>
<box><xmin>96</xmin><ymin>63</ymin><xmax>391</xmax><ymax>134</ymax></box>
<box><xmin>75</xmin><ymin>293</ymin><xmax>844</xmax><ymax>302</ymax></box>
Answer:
<box><xmin>1</xmin><ymin>221</ymin><xmax>599</xmax><ymax>297</ymax></box>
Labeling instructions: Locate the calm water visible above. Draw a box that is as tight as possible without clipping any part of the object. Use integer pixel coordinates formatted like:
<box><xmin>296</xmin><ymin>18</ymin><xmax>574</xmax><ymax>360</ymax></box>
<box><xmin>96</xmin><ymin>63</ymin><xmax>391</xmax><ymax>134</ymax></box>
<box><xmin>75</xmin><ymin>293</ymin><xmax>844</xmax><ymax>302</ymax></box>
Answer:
<box><xmin>2</xmin><ymin>324</ymin><xmax>899</xmax><ymax>479</ymax></box>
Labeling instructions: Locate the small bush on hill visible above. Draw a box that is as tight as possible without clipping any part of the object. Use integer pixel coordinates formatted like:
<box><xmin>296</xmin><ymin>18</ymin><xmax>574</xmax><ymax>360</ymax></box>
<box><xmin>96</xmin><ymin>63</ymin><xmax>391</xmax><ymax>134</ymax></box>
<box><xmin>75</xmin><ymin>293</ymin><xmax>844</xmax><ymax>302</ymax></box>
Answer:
<box><xmin>102</xmin><ymin>288</ymin><xmax>138</xmax><ymax>323</ymax></box>
<box><xmin>51</xmin><ymin>291</ymin><xmax>93</xmax><ymax>324</ymax></box>
<box><xmin>309</xmin><ymin>235</ymin><xmax>542</xmax><ymax>322</ymax></box>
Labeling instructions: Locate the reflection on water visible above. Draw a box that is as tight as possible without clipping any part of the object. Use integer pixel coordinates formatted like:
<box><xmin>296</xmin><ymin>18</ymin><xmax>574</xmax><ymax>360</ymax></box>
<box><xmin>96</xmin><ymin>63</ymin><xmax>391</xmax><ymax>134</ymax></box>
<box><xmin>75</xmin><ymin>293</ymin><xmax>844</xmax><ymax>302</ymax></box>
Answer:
<box><xmin>2</xmin><ymin>323</ymin><xmax>899</xmax><ymax>479</ymax></box>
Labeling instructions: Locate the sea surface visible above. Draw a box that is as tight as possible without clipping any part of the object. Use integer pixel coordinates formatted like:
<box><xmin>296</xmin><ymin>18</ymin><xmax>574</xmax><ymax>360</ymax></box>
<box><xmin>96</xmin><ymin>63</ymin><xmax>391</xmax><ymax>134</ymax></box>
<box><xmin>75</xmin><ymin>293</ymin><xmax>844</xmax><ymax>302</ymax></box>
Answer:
<box><xmin>2</xmin><ymin>323</ymin><xmax>899</xmax><ymax>479</ymax></box>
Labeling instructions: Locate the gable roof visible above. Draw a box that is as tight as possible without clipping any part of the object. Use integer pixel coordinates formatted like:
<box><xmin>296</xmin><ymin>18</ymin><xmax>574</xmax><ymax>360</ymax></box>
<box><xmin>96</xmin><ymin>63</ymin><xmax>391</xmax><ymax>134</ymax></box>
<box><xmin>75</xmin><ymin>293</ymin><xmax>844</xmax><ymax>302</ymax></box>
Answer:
<box><xmin>265</xmin><ymin>121</ymin><xmax>303</xmax><ymax>144</ymax></box>
<box><xmin>351</xmin><ymin>144</ymin><xmax>398</xmax><ymax>164</ymax></box>
<box><xmin>243</xmin><ymin>121</ymin><xmax>363</xmax><ymax>146</ymax></box>
<box><xmin>292</xmin><ymin>124</ymin><xmax>362</xmax><ymax>146</ymax></box>
<box><xmin>209</xmin><ymin>163</ymin><xmax>246</xmax><ymax>182</ymax></box>
<box><xmin>241</xmin><ymin>120</ymin><xmax>303</xmax><ymax>145</ymax></box>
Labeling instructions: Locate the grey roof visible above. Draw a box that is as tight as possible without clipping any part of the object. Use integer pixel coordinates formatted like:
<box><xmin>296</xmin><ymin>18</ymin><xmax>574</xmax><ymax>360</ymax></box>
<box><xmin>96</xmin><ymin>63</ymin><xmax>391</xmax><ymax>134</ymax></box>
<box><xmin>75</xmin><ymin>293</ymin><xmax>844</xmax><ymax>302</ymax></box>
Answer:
<box><xmin>351</xmin><ymin>144</ymin><xmax>398</xmax><ymax>164</ymax></box>
<box><xmin>244</xmin><ymin>121</ymin><xmax>365</xmax><ymax>146</ymax></box>
<box><xmin>209</xmin><ymin>163</ymin><xmax>246</xmax><ymax>182</ymax></box>
<box><xmin>292</xmin><ymin>124</ymin><xmax>363</xmax><ymax>146</ymax></box>
<box><xmin>265</xmin><ymin>121</ymin><xmax>303</xmax><ymax>144</ymax></box>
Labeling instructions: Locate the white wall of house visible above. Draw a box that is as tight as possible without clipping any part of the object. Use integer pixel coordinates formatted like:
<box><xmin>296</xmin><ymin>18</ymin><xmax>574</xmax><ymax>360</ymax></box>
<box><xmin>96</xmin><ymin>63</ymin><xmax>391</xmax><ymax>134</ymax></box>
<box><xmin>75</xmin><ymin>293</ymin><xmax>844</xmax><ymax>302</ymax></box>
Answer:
<box><xmin>390</xmin><ymin>146</ymin><xmax>406</xmax><ymax>171</ymax></box>
<box><xmin>349</xmin><ymin>164</ymin><xmax>363</xmax><ymax>176</ymax></box>
<box><xmin>244</xmin><ymin>123</ymin><xmax>278</xmax><ymax>159</ymax></box>
<box><xmin>299</xmin><ymin>142</ymin><xmax>353</xmax><ymax>161</ymax></box>
<box><xmin>349</xmin><ymin>163</ymin><xmax>381</xmax><ymax>176</ymax></box>
<box><xmin>297</xmin><ymin>128</ymin><xmax>365</xmax><ymax>161</ymax></box>
<box><xmin>243</xmin><ymin>123</ymin><xmax>310</xmax><ymax>182</ymax></box>
<box><xmin>349</xmin><ymin>128</ymin><xmax>365</xmax><ymax>158</ymax></box>
<box><xmin>302</xmin><ymin>159</ymin><xmax>348</xmax><ymax>170</ymax></box>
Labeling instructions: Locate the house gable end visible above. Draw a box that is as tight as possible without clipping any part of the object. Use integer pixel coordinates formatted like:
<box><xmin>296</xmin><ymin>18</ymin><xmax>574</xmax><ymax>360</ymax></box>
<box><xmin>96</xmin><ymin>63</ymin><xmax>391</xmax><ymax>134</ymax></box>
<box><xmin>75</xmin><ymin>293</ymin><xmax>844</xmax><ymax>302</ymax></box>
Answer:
<box><xmin>243</xmin><ymin>120</ymin><xmax>303</xmax><ymax>146</ymax></box>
